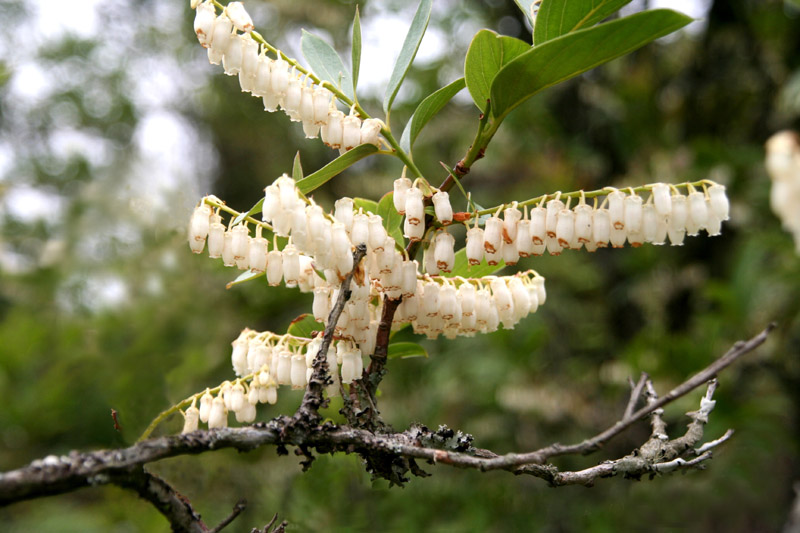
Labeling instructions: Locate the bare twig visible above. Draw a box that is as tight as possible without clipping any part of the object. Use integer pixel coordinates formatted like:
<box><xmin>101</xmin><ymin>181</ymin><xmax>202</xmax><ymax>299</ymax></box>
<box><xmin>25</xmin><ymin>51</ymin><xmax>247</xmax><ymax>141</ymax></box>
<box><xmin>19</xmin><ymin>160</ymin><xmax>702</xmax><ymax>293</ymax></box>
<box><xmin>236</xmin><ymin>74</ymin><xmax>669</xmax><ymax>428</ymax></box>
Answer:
<box><xmin>623</xmin><ymin>373</ymin><xmax>649</xmax><ymax>420</ymax></box>
<box><xmin>210</xmin><ymin>498</ymin><xmax>247</xmax><ymax>533</ymax></box>
<box><xmin>294</xmin><ymin>244</ymin><xmax>367</xmax><ymax>425</ymax></box>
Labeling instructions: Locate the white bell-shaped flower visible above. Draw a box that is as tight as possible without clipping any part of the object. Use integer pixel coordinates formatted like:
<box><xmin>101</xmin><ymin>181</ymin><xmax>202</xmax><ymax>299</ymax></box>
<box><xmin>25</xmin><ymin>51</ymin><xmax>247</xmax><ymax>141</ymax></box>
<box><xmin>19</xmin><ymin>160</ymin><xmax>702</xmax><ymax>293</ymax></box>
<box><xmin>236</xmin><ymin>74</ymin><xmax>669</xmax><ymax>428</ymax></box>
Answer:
<box><xmin>483</xmin><ymin>216</ymin><xmax>503</xmax><ymax>254</ymax></box>
<box><xmin>607</xmin><ymin>190</ymin><xmax>625</xmax><ymax>230</ymax></box>
<box><xmin>503</xmin><ymin>207</ymin><xmax>522</xmax><ymax>244</ymax></box>
<box><xmin>199</xmin><ymin>391</ymin><xmax>213</xmax><ymax>423</ymax></box>
<box><xmin>249</xmin><ymin>236</ymin><xmax>268</xmax><ymax>273</ymax></box>
<box><xmin>189</xmin><ymin>204</ymin><xmax>211</xmax><ymax>253</ymax></box>
<box><xmin>291</xmin><ymin>353</ymin><xmax>307</xmax><ymax>389</ymax></box>
<box><xmin>651</xmin><ymin>183</ymin><xmax>672</xmax><ymax>216</ymax></box>
<box><xmin>438</xmin><ymin>284</ymin><xmax>459</xmax><ymax>321</ymax></box>
<box><xmin>708</xmin><ymin>184</ymin><xmax>729</xmax><ymax>221</ymax></box>
<box><xmin>623</xmin><ymin>194</ymin><xmax>643</xmax><ymax>234</ymax></box>
<box><xmin>432</xmin><ymin>191</ymin><xmax>453</xmax><ymax>225</ymax></box>
<box><xmin>545</xmin><ymin>199</ymin><xmax>564</xmax><ymax>237</ymax></box>
<box><xmin>194</xmin><ymin>2</ymin><xmax>217</xmax><ymax>48</ymax></box>
<box><xmin>401</xmin><ymin>260</ymin><xmax>418</xmax><ymax>297</ymax></box>
<box><xmin>270</xmin><ymin>58</ymin><xmax>290</xmax><ymax>97</ymax></box>
<box><xmin>208</xmin><ymin>217</ymin><xmax>225</xmax><ymax>258</ymax></box>
<box><xmin>555</xmin><ymin>208</ymin><xmax>574</xmax><ymax>248</ymax></box>
<box><xmin>182</xmin><ymin>404</ymin><xmax>200</xmax><ymax>434</ymax></box>
<box><xmin>530</xmin><ymin>206</ymin><xmax>546</xmax><ymax>245</ymax></box>
<box><xmin>592</xmin><ymin>208</ymin><xmax>610</xmax><ymax>248</ymax></box>
<box><xmin>393</xmin><ymin>178</ymin><xmax>412</xmax><ymax>213</ymax></box>
<box><xmin>282</xmin><ymin>74</ymin><xmax>303</xmax><ymax>121</ymax></box>
<box><xmin>222</xmin><ymin>232</ymin><xmax>235</xmax><ymax>266</ymax></box>
<box><xmin>313</xmin><ymin>87</ymin><xmax>332</xmax><ymax>125</ymax></box>
<box><xmin>688</xmin><ymin>190</ymin><xmax>708</xmax><ymax>230</ymax></box>
<box><xmin>465</xmin><ymin>226</ymin><xmax>484</xmax><ymax>265</ymax></box>
<box><xmin>238</xmin><ymin>37</ymin><xmax>259</xmax><ymax>92</ymax></box>
<box><xmin>208</xmin><ymin>396</ymin><xmax>228</xmax><ymax>429</ymax></box>
<box><xmin>342</xmin><ymin>115</ymin><xmax>362</xmax><ymax>151</ymax></box>
<box><xmin>533</xmin><ymin>276</ymin><xmax>546</xmax><ymax>305</ymax></box>
<box><xmin>669</xmin><ymin>193</ymin><xmax>688</xmax><ymax>229</ymax></box>
<box><xmin>210</xmin><ymin>14</ymin><xmax>234</xmax><ymax>60</ymax></box>
<box><xmin>276</xmin><ymin>348</ymin><xmax>292</xmax><ymax>385</ymax></box>
<box><xmin>282</xmin><ymin>244</ymin><xmax>301</xmax><ymax>286</ymax></box>
<box><xmin>545</xmin><ymin>235</ymin><xmax>562</xmax><ymax>256</ymax></box>
<box><xmin>405</xmin><ymin>186</ymin><xmax>425</xmax><ymax>226</ymax></box>
<box><xmin>573</xmin><ymin>204</ymin><xmax>593</xmax><ymax>243</ymax></box>
<box><xmin>641</xmin><ymin>204</ymin><xmax>659</xmax><ymax>243</ymax></box>
<box><xmin>253</xmin><ymin>56</ymin><xmax>272</xmax><ymax>98</ymax></box>
<box><xmin>459</xmin><ymin>283</ymin><xmax>476</xmax><ymax>316</ymax></box>
<box><xmin>334</xmin><ymin>197</ymin><xmax>354</xmax><ymax>233</ymax></box>
<box><xmin>360</xmin><ymin>118</ymin><xmax>382</xmax><ymax>147</ymax></box>
<box><xmin>231</xmin><ymin>224</ymin><xmax>250</xmax><ymax>260</ymax></box>
<box><xmin>434</xmin><ymin>231</ymin><xmax>455</xmax><ymax>273</ymax></box>
<box><xmin>502</xmin><ymin>239</ymin><xmax>519</xmax><ymax>266</ymax></box>
<box><xmin>516</xmin><ymin>219</ymin><xmax>533</xmax><ymax>257</ymax></box>
<box><xmin>266</xmin><ymin>249</ymin><xmax>283</xmax><ymax>285</ymax></box>
<box><xmin>421</xmin><ymin>281</ymin><xmax>440</xmax><ymax>317</ymax></box>
<box><xmin>609</xmin><ymin>225</ymin><xmax>626</xmax><ymax>248</ymax></box>
<box><xmin>225</xmin><ymin>1</ymin><xmax>254</xmax><ymax>32</ymax></box>
<box><xmin>223</xmin><ymin>34</ymin><xmax>245</xmax><ymax>76</ymax></box>
<box><xmin>321</xmin><ymin>109</ymin><xmax>345</xmax><ymax>149</ymax></box>
<box><xmin>368</xmin><ymin>215</ymin><xmax>388</xmax><ymax>251</ymax></box>
<box><xmin>350</xmin><ymin>212</ymin><xmax>369</xmax><ymax>246</ymax></box>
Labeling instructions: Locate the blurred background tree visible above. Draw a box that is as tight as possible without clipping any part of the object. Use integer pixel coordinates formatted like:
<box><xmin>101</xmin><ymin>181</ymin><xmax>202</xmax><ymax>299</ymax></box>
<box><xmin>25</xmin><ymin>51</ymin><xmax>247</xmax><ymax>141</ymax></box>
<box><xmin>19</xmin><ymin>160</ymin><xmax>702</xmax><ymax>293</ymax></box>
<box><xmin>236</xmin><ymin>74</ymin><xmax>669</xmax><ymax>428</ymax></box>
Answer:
<box><xmin>1</xmin><ymin>0</ymin><xmax>799</xmax><ymax>531</ymax></box>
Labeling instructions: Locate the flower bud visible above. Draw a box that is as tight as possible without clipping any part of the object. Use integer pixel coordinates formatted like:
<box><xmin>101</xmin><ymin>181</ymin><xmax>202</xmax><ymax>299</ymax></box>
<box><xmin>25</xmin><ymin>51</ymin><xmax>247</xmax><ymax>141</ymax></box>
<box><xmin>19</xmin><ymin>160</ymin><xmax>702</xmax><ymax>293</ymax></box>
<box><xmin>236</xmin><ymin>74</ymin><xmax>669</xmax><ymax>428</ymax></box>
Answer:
<box><xmin>182</xmin><ymin>405</ymin><xmax>200</xmax><ymax>434</ymax></box>
<box><xmin>199</xmin><ymin>391</ymin><xmax>213</xmax><ymax>423</ymax></box>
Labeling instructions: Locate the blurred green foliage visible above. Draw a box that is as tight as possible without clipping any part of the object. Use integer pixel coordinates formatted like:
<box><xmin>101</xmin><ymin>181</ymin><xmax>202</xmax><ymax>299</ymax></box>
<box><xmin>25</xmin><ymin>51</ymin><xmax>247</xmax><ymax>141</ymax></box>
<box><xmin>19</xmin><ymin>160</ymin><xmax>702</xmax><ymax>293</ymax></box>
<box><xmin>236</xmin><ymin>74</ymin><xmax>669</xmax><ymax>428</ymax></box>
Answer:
<box><xmin>1</xmin><ymin>0</ymin><xmax>800</xmax><ymax>531</ymax></box>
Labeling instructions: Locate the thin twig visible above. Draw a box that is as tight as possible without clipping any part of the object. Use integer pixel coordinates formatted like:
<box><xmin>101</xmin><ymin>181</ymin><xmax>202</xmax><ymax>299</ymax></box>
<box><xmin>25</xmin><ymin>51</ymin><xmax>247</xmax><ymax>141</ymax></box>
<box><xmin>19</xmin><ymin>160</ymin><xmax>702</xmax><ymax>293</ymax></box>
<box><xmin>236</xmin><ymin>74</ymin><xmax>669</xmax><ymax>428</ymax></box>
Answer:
<box><xmin>624</xmin><ymin>372</ymin><xmax>649</xmax><ymax>420</ymax></box>
<box><xmin>210</xmin><ymin>498</ymin><xmax>247</xmax><ymax>533</ymax></box>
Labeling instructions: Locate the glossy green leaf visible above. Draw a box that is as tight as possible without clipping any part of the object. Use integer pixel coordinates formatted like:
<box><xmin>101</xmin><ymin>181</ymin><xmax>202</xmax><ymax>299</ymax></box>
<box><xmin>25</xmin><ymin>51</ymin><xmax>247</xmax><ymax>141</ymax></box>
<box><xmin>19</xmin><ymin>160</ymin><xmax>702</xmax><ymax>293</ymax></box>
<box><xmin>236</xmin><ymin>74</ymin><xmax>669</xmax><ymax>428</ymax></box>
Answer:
<box><xmin>490</xmin><ymin>9</ymin><xmax>692</xmax><ymax>121</ymax></box>
<box><xmin>351</xmin><ymin>6</ymin><xmax>362</xmax><ymax>96</ymax></box>
<box><xmin>441</xmin><ymin>248</ymin><xmax>505</xmax><ymax>279</ymax></box>
<box><xmin>226</xmin><ymin>269</ymin><xmax>264</xmax><ymax>289</ymax></box>
<box><xmin>292</xmin><ymin>151</ymin><xmax>303</xmax><ymax>181</ymax></box>
<box><xmin>388</xmin><ymin>342</ymin><xmax>428</xmax><ymax>359</ymax></box>
<box><xmin>513</xmin><ymin>0</ymin><xmax>536</xmax><ymax>26</ymax></box>
<box><xmin>353</xmin><ymin>197</ymin><xmax>379</xmax><ymax>214</ymax></box>
<box><xmin>287</xmin><ymin>313</ymin><xmax>325</xmax><ymax>338</ymax></box>
<box><xmin>400</xmin><ymin>77</ymin><xmax>466</xmax><ymax>153</ymax></box>
<box><xmin>464</xmin><ymin>30</ymin><xmax>529</xmax><ymax>112</ymax></box>
<box><xmin>232</xmin><ymin>198</ymin><xmax>264</xmax><ymax>226</ymax></box>
<box><xmin>296</xmin><ymin>144</ymin><xmax>379</xmax><ymax>194</ymax></box>
<box><xmin>534</xmin><ymin>0</ymin><xmax>633</xmax><ymax>45</ymax></box>
<box><xmin>377</xmin><ymin>192</ymin><xmax>405</xmax><ymax>248</ymax></box>
<box><xmin>383</xmin><ymin>0</ymin><xmax>432</xmax><ymax>114</ymax></box>
<box><xmin>301</xmin><ymin>29</ymin><xmax>354</xmax><ymax>100</ymax></box>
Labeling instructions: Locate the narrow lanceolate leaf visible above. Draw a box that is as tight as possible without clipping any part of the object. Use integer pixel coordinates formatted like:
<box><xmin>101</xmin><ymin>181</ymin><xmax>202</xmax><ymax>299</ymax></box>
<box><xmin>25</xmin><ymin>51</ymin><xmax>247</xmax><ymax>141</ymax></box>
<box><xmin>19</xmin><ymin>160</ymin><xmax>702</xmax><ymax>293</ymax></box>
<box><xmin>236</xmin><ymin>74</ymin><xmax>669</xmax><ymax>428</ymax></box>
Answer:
<box><xmin>464</xmin><ymin>30</ymin><xmax>529</xmax><ymax>112</ymax></box>
<box><xmin>292</xmin><ymin>151</ymin><xmax>304</xmax><ymax>181</ymax></box>
<box><xmin>226</xmin><ymin>269</ymin><xmax>264</xmax><ymax>289</ymax></box>
<box><xmin>232</xmin><ymin>198</ymin><xmax>264</xmax><ymax>226</ymax></box>
<box><xmin>400</xmin><ymin>77</ymin><xmax>466</xmax><ymax>153</ymax></box>
<box><xmin>287</xmin><ymin>314</ymin><xmax>325</xmax><ymax>338</ymax></box>
<box><xmin>351</xmin><ymin>6</ymin><xmax>362</xmax><ymax>97</ymax></box>
<box><xmin>388</xmin><ymin>342</ymin><xmax>428</xmax><ymax>359</ymax></box>
<box><xmin>442</xmin><ymin>248</ymin><xmax>505</xmax><ymax>279</ymax></box>
<box><xmin>534</xmin><ymin>0</ymin><xmax>633</xmax><ymax>45</ymax></box>
<box><xmin>353</xmin><ymin>197</ymin><xmax>379</xmax><ymax>215</ymax></box>
<box><xmin>301</xmin><ymin>29</ymin><xmax>354</xmax><ymax>100</ymax></box>
<box><xmin>490</xmin><ymin>9</ymin><xmax>692</xmax><ymax>121</ymax></box>
<box><xmin>513</xmin><ymin>0</ymin><xmax>536</xmax><ymax>26</ymax></box>
<box><xmin>377</xmin><ymin>192</ymin><xmax>405</xmax><ymax>248</ymax></box>
<box><xmin>383</xmin><ymin>0</ymin><xmax>433</xmax><ymax>114</ymax></box>
<box><xmin>296</xmin><ymin>144</ymin><xmax>379</xmax><ymax>194</ymax></box>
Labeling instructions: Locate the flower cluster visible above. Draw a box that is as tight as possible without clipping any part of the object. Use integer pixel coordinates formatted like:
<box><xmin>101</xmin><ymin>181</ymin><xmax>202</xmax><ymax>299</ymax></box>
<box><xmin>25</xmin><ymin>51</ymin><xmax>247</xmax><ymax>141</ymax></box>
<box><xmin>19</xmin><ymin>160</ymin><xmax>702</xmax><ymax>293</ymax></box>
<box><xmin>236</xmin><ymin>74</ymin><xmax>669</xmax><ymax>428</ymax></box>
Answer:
<box><xmin>394</xmin><ymin>179</ymin><xmax>730</xmax><ymax>267</ymax></box>
<box><xmin>192</xmin><ymin>0</ymin><xmax>382</xmax><ymax>151</ymax></box>
<box><xmin>766</xmin><ymin>131</ymin><xmax>800</xmax><ymax>253</ymax></box>
<box><xmin>403</xmin><ymin>271</ymin><xmax>546</xmax><ymax>340</ymax></box>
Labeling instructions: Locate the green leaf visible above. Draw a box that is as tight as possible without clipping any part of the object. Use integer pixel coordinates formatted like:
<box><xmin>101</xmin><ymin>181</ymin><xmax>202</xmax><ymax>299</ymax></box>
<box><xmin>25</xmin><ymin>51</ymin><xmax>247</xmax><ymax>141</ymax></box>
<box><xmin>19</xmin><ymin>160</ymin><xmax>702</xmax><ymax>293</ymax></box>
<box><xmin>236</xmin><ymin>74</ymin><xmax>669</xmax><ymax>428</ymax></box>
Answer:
<box><xmin>383</xmin><ymin>0</ymin><xmax>433</xmax><ymax>114</ymax></box>
<box><xmin>296</xmin><ymin>144</ymin><xmax>379</xmax><ymax>194</ymax></box>
<box><xmin>490</xmin><ymin>9</ymin><xmax>692</xmax><ymax>121</ymax></box>
<box><xmin>353</xmin><ymin>197</ymin><xmax>379</xmax><ymax>214</ymax></box>
<box><xmin>513</xmin><ymin>0</ymin><xmax>536</xmax><ymax>26</ymax></box>
<box><xmin>226</xmin><ymin>269</ymin><xmax>264</xmax><ymax>290</ymax></box>
<box><xmin>442</xmin><ymin>248</ymin><xmax>505</xmax><ymax>279</ymax></box>
<box><xmin>232</xmin><ymin>198</ymin><xmax>264</xmax><ymax>226</ymax></box>
<box><xmin>377</xmin><ymin>192</ymin><xmax>405</xmax><ymax>248</ymax></box>
<box><xmin>464</xmin><ymin>30</ymin><xmax>529</xmax><ymax>112</ymax></box>
<box><xmin>292</xmin><ymin>151</ymin><xmax>303</xmax><ymax>181</ymax></box>
<box><xmin>351</xmin><ymin>6</ymin><xmax>362</xmax><ymax>97</ymax></box>
<box><xmin>400</xmin><ymin>77</ymin><xmax>466</xmax><ymax>153</ymax></box>
<box><xmin>534</xmin><ymin>0</ymin><xmax>633</xmax><ymax>45</ymax></box>
<box><xmin>301</xmin><ymin>29</ymin><xmax>354</xmax><ymax>100</ymax></box>
<box><xmin>287</xmin><ymin>313</ymin><xmax>325</xmax><ymax>338</ymax></box>
<box><xmin>388</xmin><ymin>342</ymin><xmax>428</xmax><ymax>359</ymax></box>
